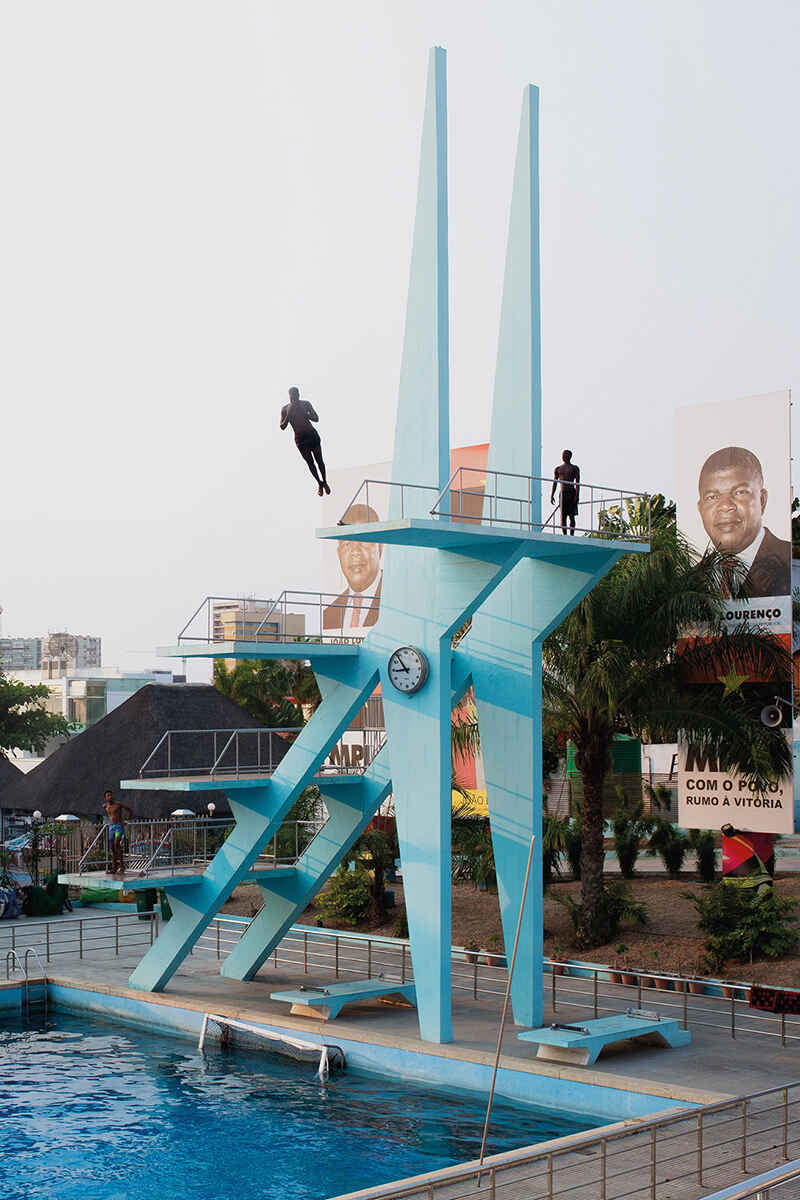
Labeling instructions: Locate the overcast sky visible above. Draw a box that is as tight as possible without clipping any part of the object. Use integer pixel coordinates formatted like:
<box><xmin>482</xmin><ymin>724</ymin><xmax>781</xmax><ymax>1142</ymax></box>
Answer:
<box><xmin>1</xmin><ymin>2</ymin><xmax>798</xmax><ymax>681</ymax></box>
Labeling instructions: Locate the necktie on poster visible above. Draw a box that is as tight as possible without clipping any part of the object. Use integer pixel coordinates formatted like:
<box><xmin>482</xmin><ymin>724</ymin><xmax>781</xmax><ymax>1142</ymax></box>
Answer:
<box><xmin>350</xmin><ymin>595</ymin><xmax>363</xmax><ymax>628</ymax></box>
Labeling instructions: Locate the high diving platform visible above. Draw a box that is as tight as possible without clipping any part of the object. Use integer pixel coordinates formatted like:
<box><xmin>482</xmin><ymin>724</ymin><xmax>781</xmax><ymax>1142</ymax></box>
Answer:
<box><xmin>60</xmin><ymin>49</ymin><xmax>650</xmax><ymax>1043</ymax></box>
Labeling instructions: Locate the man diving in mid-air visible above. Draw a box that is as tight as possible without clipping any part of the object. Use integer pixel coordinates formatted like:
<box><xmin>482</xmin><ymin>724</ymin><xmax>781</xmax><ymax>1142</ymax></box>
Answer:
<box><xmin>280</xmin><ymin>386</ymin><xmax>330</xmax><ymax>496</ymax></box>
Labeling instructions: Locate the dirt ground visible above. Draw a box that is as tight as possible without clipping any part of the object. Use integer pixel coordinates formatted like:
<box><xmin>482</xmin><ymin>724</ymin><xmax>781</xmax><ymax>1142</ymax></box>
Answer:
<box><xmin>221</xmin><ymin>874</ymin><xmax>800</xmax><ymax>987</ymax></box>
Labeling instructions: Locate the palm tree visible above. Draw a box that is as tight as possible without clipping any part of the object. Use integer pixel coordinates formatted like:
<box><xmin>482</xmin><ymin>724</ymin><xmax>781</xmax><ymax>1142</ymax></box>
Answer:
<box><xmin>543</xmin><ymin>496</ymin><xmax>792</xmax><ymax>947</ymax></box>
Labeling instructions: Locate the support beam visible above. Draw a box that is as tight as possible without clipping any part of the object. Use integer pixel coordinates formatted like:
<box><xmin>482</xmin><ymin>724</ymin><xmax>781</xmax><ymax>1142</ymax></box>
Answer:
<box><xmin>222</xmin><ymin>761</ymin><xmax>391</xmax><ymax>980</ymax></box>
<box><xmin>128</xmin><ymin>658</ymin><xmax>379</xmax><ymax>992</ymax></box>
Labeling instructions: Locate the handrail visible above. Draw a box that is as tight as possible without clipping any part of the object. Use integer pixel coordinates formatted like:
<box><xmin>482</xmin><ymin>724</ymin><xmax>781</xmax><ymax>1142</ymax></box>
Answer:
<box><xmin>138</xmin><ymin>729</ymin><xmax>170</xmax><ymax>778</ymax></box>
<box><xmin>176</xmin><ymin>591</ymin><xmax>380</xmax><ymax>646</ymax></box>
<box><xmin>5</xmin><ymin>948</ymin><xmax>26</xmax><ymax>980</ymax></box>
<box><xmin>341</xmin><ymin>1078</ymin><xmax>800</xmax><ymax>1200</ymax></box>
<box><xmin>698</xmin><ymin>1161</ymin><xmax>800</xmax><ymax>1199</ymax></box>
<box><xmin>138</xmin><ymin>827</ymin><xmax>174</xmax><ymax>878</ymax></box>
<box><xmin>78</xmin><ymin>824</ymin><xmax>108</xmax><ymax>873</ymax></box>
<box><xmin>137</xmin><ymin>726</ymin><xmax>302</xmax><ymax>778</ymax></box>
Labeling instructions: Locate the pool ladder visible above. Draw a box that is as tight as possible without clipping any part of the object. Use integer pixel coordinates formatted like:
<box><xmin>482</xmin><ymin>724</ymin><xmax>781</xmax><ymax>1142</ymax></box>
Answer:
<box><xmin>5</xmin><ymin>948</ymin><xmax>48</xmax><ymax>1020</ymax></box>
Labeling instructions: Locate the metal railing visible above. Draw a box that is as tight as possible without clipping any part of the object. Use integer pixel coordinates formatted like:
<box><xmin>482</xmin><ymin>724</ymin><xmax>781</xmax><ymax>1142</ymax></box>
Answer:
<box><xmin>74</xmin><ymin>817</ymin><xmax>326</xmax><ymax>878</ymax></box>
<box><xmin>322</xmin><ymin>1080</ymin><xmax>800</xmax><ymax>1200</ymax></box>
<box><xmin>430</xmin><ymin>466</ymin><xmax>651</xmax><ymax>541</ymax></box>
<box><xmin>337</xmin><ymin>478</ymin><xmax>442</xmax><ymax>523</ymax></box>
<box><xmin>0</xmin><ymin>910</ymin><xmax>160</xmax><ymax>963</ymax></box>
<box><xmin>138</xmin><ymin>726</ymin><xmax>302</xmax><ymax>779</ymax></box>
<box><xmin>698</xmin><ymin>1160</ymin><xmax>800</xmax><ymax>1198</ymax></box>
<box><xmin>335</xmin><ymin>469</ymin><xmax>650</xmax><ymax>542</ymax></box>
<box><xmin>187</xmin><ymin>926</ymin><xmax>800</xmax><ymax>1050</ymax></box>
<box><xmin>176</xmin><ymin>591</ymin><xmax>377</xmax><ymax>646</ymax></box>
<box><xmin>137</xmin><ymin>726</ymin><xmax>385</xmax><ymax>782</ymax></box>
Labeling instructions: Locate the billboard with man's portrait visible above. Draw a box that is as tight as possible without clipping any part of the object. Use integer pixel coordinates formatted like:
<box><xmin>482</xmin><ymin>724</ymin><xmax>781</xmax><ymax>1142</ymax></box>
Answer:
<box><xmin>676</xmin><ymin>391</ymin><xmax>794</xmax><ymax>834</ymax></box>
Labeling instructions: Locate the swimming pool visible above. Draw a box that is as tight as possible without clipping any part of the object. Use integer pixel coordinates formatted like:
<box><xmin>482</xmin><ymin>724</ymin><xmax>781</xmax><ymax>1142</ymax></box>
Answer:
<box><xmin>0</xmin><ymin>1012</ymin><xmax>596</xmax><ymax>1200</ymax></box>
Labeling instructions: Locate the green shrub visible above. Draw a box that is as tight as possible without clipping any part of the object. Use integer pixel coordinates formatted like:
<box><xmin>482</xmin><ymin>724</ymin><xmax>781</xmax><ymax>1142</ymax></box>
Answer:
<box><xmin>315</xmin><ymin>866</ymin><xmax>370</xmax><ymax>927</ymax></box>
<box><xmin>687</xmin><ymin>882</ymin><xmax>799</xmax><ymax>971</ymax></box>
<box><xmin>612</xmin><ymin>790</ymin><xmax>652</xmax><ymax>879</ymax></box>
<box><xmin>564</xmin><ymin>822</ymin><xmax>582</xmax><ymax>879</ymax></box>
<box><xmin>393</xmin><ymin>908</ymin><xmax>409</xmax><ymax>939</ymax></box>
<box><xmin>557</xmin><ymin>881</ymin><xmax>648</xmax><ymax>947</ymax></box>
<box><xmin>543</xmin><ymin>812</ymin><xmax>570</xmax><ymax>885</ymax></box>
<box><xmin>689</xmin><ymin>829</ymin><xmax>717</xmax><ymax>884</ymax></box>
<box><xmin>649</xmin><ymin>821</ymin><xmax>689</xmax><ymax>877</ymax></box>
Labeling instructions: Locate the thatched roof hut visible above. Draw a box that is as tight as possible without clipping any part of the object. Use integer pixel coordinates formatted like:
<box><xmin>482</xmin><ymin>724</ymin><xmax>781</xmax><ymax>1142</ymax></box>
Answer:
<box><xmin>0</xmin><ymin>684</ymin><xmax>294</xmax><ymax>820</ymax></box>
<box><xmin>0</xmin><ymin>753</ymin><xmax>23</xmax><ymax>797</ymax></box>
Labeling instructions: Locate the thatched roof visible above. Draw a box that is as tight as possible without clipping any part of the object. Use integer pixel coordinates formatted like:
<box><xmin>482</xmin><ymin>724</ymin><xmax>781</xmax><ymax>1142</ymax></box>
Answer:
<box><xmin>0</xmin><ymin>753</ymin><xmax>23</xmax><ymax>797</ymax></box>
<box><xmin>0</xmin><ymin>684</ymin><xmax>293</xmax><ymax>819</ymax></box>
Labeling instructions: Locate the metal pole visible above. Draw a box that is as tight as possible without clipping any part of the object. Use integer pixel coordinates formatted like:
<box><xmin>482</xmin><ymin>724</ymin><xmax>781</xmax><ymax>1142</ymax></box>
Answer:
<box><xmin>593</xmin><ymin>969</ymin><xmax>598</xmax><ymax>1019</ymax></box>
<box><xmin>697</xmin><ymin>1112</ymin><xmax>703</xmax><ymax>1186</ymax></box>
<box><xmin>478</xmin><ymin>834</ymin><xmax>536</xmax><ymax>1168</ymax></box>
<box><xmin>115</xmin><ymin>915</ymin><xmax>119</xmax><ymax>956</ymax></box>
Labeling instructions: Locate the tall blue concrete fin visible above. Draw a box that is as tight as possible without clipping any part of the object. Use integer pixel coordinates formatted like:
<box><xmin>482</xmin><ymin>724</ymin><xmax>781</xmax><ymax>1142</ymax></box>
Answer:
<box><xmin>470</xmin><ymin>85</ymin><xmax>544</xmax><ymax>1029</ymax></box>
<box><xmin>379</xmin><ymin>45</ymin><xmax>453</xmax><ymax>1043</ymax></box>
<box><xmin>390</xmin><ymin>44</ymin><xmax>449</xmax><ymax>515</ymax></box>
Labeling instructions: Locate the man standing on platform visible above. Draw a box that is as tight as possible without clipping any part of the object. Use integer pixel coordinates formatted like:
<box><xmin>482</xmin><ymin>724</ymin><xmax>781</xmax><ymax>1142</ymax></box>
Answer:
<box><xmin>551</xmin><ymin>449</ymin><xmax>580</xmax><ymax>535</ymax></box>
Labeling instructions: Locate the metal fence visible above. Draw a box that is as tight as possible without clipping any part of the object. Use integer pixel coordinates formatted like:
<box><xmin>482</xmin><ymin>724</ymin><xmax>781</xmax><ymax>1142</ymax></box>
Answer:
<box><xmin>176</xmin><ymin>591</ymin><xmax>378</xmax><ymax>646</ymax></box>
<box><xmin>429</xmin><ymin>466</ymin><xmax>651</xmax><ymax>541</ymax></box>
<box><xmin>335</xmin><ymin>471</ymin><xmax>651</xmax><ymax>541</ymax></box>
<box><xmin>1</xmin><ymin>910</ymin><xmax>159</xmax><ymax>964</ymax></box>
<box><xmin>72</xmin><ymin>817</ymin><xmax>326</xmax><ymax>878</ymax></box>
<box><xmin>136</xmin><ymin>726</ymin><xmax>385</xmax><ymax>783</ymax></box>
<box><xmin>322</xmin><ymin>1081</ymin><xmax>800</xmax><ymax>1200</ymax></box>
<box><xmin>698</xmin><ymin>1160</ymin><xmax>800</xmax><ymax>1199</ymax></box>
<box><xmin>188</xmin><ymin>924</ymin><xmax>800</xmax><ymax>1049</ymax></box>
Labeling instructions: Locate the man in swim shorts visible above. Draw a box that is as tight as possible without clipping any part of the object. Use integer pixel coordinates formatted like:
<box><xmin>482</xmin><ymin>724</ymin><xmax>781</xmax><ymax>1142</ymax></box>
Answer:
<box><xmin>280</xmin><ymin>386</ymin><xmax>331</xmax><ymax>496</ymax></box>
<box><xmin>103</xmin><ymin>790</ymin><xmax>133</xmax><ymax>877</ymax></box>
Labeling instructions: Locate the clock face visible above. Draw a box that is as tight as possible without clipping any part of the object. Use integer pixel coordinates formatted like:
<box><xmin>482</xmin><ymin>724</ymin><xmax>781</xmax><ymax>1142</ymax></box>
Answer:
<box><xmin>388</xmin><ymin>646</ymin><xmax>429</xmax><ymax>694</ymax></box>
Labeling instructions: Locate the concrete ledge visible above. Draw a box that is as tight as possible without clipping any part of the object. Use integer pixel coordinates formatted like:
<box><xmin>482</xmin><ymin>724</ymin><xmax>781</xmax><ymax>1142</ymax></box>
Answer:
<box><xmin>44</xmin><ymin>972</ymin><xmax>724</xmax><ymax>1114</ymax></box>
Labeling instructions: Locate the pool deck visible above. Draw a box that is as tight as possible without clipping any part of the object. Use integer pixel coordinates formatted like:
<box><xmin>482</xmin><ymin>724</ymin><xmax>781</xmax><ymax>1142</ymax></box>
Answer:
<box><xmin>7</xmin><ymin>909</ymin><xmax>797</xmax><ymax>1110</ymax></box>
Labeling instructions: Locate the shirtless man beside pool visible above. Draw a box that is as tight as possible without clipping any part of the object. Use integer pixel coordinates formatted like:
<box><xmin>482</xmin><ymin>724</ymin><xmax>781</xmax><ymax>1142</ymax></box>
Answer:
<box><xmin>103</xmin><ymin>791</ymin><xmax>133</xmax><ymax>877</ymax></box>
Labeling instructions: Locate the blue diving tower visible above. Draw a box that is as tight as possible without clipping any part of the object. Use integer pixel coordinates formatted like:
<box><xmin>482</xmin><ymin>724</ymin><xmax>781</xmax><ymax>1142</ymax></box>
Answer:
<box><xmin>62</xmin><ymin>47</ymin><xmax>648</xmax><ymax>1045</ymax></box>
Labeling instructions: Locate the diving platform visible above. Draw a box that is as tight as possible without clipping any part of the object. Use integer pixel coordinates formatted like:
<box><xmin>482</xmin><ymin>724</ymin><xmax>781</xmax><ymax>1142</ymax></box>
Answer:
<box><xmin>158</xmin><ymin>640</ymin><xmax>361</xmax><ymax>661</ymax></box>
<box><xmin>58</xmin><ymin>864</ymin><xmax>299</xmax><ymax>891</ymax></box>
<box><xmin>99</xmin><ymin>51</ymin><xmax>653</xmax><ymax>1043</ymax></box>
<box><xmin>317</xmin><ymin>518</ymin><xmax>648</xmax><ymax>559</ymax></box>
<box><xmin>122</xmin><ymin>772</ymin><xmax>368</xmax><ymax>792</ymax></box>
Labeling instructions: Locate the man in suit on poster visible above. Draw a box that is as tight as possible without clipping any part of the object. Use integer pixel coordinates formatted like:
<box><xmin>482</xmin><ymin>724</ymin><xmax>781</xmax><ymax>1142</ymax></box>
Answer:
<box><xmin>323</xmin><ymin>503</ymin><xmax>383</xmax><ymax>631</ymax></box>
<box><xmin>697</xmin><ymin>446</ymin><xmax>791</xmax><ymax>597</ymax></box>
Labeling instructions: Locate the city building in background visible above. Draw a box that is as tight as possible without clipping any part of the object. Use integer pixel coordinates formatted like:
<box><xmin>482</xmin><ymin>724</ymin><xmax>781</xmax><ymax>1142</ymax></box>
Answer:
<box><xmin>6</xmin><ymin>667</ymin><xmax>185</xmax><ymax>773</ymax></box>
<box><xmin>0</xmin><ymin>636</ymin><xmax>42</xmax><ymax>671</ymax></box>
<box><xmin>211</xmin><ymin>600</ymin><xmax>305</xmax><ymax>669</ymax></box>
<box><xmin>0</xmin><ymin>630</ymin><xmax>102</xmax><ymax>676</ymax></box>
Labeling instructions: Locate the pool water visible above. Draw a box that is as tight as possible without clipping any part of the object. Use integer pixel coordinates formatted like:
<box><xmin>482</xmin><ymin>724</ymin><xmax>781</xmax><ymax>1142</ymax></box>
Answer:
<box><xmin>0</xmin><ymin>1013</ymin><xmax>595</xmax><ymax>1200</ymax></box>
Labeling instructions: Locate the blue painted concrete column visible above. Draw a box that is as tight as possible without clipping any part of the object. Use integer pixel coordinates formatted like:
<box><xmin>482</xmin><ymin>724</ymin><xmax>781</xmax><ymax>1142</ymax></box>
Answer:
<box><xmin>379</xmin><ymin>45</ymin><xmax>453</xmax><ymax>1043</ymax></box>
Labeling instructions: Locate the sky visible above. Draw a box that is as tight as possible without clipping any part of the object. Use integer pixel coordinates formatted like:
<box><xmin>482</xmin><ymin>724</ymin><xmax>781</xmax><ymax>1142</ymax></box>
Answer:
<box><xmin>1</xmin><ymin>2</ymin><xmax>798</xmax><ymax>682</ymax></box>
